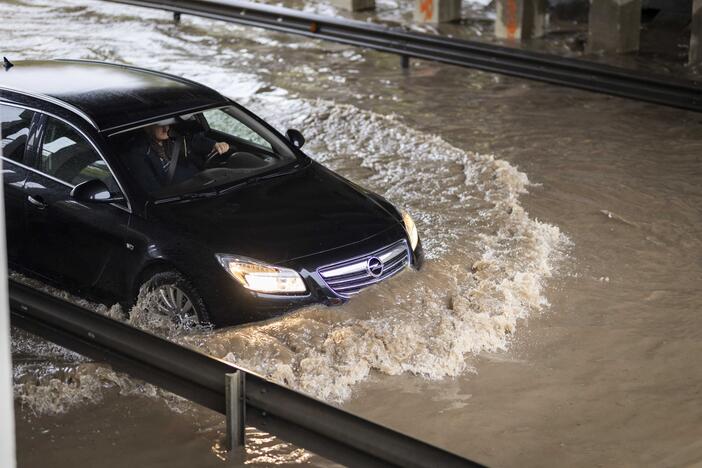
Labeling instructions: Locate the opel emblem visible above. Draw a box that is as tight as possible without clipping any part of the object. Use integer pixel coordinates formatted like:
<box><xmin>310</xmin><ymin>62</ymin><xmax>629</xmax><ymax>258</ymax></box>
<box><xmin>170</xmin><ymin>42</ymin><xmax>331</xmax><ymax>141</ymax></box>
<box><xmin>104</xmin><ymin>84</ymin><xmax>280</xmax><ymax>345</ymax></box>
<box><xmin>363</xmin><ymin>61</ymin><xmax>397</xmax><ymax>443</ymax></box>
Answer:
<box><xmin>366</xmin><ymin>257</ymin><xmax>383</xmax><ymax>277</ymax></box>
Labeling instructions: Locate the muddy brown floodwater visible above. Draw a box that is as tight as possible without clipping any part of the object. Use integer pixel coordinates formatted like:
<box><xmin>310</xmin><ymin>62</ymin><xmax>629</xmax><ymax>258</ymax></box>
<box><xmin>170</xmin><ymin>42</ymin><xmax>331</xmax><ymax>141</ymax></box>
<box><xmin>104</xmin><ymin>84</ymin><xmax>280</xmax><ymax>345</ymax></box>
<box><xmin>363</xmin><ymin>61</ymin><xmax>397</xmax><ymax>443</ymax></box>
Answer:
<box><xmin>3</xmin><ymin>0</ymin><xmax>702</xmax><ymax>467</ymax></box>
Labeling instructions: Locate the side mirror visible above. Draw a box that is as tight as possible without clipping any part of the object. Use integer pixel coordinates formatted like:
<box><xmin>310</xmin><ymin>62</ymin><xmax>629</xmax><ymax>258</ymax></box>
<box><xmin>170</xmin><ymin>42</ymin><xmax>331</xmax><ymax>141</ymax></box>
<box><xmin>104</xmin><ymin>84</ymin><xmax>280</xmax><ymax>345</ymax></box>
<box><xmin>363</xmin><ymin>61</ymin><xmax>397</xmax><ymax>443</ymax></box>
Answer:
<box><xmin>286</xmin><ymin>129</ymin><xmax>305</xmax><ymax>149</ymax></box>
<box><xmin>70</xmin><ymin>179</ymin><xmax>124</xmax><ymax>203</ymax></box>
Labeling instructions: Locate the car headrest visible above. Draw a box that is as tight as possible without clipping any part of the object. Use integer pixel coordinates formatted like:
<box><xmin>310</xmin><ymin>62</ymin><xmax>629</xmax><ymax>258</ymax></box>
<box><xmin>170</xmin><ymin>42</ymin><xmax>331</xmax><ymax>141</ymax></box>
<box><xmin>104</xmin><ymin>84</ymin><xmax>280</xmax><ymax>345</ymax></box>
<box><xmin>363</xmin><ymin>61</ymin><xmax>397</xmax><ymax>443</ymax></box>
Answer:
<box><xmin>169</xmin><ymin>118</ymin><xmax>205</xmax><ymax>137</ymax></box>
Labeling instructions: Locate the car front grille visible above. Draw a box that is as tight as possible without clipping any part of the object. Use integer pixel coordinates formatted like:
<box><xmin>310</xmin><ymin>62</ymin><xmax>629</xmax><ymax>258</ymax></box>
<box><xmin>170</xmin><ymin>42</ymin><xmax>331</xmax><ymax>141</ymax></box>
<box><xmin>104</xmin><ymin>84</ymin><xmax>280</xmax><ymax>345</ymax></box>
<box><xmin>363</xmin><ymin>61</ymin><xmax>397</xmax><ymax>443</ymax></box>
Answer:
<box><xmin>318</xmin><ymin>240</ymin><xmax>410</xmax><ymax>297</ymax></box>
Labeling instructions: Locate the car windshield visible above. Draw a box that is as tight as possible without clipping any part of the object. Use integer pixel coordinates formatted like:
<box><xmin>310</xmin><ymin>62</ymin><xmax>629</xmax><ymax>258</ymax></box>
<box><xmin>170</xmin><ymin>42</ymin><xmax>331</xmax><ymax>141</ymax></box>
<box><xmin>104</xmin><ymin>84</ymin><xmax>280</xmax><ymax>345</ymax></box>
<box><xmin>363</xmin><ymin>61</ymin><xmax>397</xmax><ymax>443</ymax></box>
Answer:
<box><xmin>109</xmin><ymin>105</ymin><xmax>298</xmax><ymax>200</ymax></box>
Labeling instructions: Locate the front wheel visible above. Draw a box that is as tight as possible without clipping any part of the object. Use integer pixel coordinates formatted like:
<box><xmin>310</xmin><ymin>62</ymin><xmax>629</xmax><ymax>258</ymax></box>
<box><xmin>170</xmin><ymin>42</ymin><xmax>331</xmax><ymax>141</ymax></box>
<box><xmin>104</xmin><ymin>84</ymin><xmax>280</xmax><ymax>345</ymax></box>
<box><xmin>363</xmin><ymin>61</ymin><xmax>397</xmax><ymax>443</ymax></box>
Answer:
<box><xmin>140</xmin><ymin>271</ymin><xmax>211</xmax><ymax>328</ymax></box>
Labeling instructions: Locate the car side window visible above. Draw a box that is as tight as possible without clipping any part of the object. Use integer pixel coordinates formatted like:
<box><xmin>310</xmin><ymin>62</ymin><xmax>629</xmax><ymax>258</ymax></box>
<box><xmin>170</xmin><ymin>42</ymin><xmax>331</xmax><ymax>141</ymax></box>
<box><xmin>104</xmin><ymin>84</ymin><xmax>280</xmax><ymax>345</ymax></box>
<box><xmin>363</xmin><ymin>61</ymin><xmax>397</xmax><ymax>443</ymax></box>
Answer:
<box><xmin>38</xmin><ymin>117</ymin><xmax>120</xmax><ymax>193</ymax></box>
<box><xmin>1</xmin><ymin>104</ymin><xmax>35</xmax><ymax>163</ymax></box>
<box><xmin>202</xmin><ymin>108</ymin><xmax>273</xmax><ymax>151</ymax></box>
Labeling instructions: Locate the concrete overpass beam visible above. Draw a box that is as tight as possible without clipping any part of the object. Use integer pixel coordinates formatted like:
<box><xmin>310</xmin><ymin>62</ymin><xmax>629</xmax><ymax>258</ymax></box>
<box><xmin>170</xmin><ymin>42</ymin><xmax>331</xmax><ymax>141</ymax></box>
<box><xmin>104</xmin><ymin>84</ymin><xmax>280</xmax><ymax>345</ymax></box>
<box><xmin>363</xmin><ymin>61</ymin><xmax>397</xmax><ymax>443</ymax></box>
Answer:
<box><xmin>414</xmin><ymin>0</ymin><xmax>461</xmax><ymax>24</ymax></box>
<box><xmin>495</xmin><ymin>0</ymin><xmax>548</xmax><ymax>41</ymax></box>
<box><xmin>588</xmin><ymin>0</ymin><xmax>642</xmax><ymax>53</ymax></box>
<box><xmin>691</xmin><ymin>0</ymin><xmax>702</xmax><ymax>64</ymax></box>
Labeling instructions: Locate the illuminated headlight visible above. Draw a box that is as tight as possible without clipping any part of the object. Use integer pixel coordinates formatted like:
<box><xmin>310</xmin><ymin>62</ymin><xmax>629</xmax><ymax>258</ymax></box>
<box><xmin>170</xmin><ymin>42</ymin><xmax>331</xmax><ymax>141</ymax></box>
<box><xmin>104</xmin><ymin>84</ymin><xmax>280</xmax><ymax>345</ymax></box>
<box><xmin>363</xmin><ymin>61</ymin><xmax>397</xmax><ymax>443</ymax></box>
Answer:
<box><xmin>216</xmin><ymin>255</ymin><xmax>307</xmax><ymax>294</ymax></box>
<box><xmin>402</xmin><ymin>211</ymin><xmax>419</xmax><ymax>251</ymax></box>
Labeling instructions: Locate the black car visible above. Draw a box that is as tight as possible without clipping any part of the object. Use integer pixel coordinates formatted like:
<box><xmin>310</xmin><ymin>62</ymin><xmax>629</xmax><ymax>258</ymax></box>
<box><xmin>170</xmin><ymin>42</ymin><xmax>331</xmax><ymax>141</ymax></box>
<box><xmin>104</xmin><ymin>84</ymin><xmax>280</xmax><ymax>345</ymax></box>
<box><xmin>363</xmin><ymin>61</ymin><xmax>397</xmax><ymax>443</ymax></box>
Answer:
<box><xmin>1</xmin><ymin>59</ymin><xmax>422</xmax><ymax>327</ymax></box>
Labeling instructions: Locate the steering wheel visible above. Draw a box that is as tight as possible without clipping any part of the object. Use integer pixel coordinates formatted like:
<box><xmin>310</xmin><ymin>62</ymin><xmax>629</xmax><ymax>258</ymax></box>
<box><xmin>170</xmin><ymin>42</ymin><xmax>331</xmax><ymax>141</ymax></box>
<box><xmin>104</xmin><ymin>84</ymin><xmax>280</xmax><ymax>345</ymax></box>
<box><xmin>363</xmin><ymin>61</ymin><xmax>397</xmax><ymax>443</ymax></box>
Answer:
<box><xmin>204</xmin><ymin>147</ymin><xmax>234</xmax><ymax>168</ymax></box>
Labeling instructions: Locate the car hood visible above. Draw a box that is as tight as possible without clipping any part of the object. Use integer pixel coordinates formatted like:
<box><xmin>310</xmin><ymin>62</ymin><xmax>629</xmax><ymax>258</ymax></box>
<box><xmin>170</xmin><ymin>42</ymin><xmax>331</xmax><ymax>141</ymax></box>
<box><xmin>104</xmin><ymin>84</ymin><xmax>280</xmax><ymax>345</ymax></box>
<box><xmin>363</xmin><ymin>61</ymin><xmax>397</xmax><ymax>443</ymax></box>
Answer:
<box><xmin>147</xmin><ymin>162</ymin><xmax>402</xmax><ymax>264</ymax></box>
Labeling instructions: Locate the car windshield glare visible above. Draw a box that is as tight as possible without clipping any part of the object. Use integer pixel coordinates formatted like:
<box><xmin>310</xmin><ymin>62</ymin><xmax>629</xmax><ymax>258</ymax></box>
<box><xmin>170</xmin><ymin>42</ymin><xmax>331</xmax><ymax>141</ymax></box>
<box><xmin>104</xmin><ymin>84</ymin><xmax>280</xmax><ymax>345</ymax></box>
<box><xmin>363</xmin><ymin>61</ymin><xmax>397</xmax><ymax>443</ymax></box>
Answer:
<box><xmin>109</xmin><ymin>105</ymin><xmax>298</xmax><ymax>199</ymax></box>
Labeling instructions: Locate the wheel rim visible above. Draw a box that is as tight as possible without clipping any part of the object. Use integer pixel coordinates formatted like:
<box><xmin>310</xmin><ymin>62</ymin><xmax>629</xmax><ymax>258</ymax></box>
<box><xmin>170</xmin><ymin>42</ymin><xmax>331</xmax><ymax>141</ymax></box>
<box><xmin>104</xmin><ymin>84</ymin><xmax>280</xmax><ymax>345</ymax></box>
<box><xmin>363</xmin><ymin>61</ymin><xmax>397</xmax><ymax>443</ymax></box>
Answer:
<box><xmin>149</xmin><ymin>284</ymin><xmax>198</xmax><ymax>326</ymax></box>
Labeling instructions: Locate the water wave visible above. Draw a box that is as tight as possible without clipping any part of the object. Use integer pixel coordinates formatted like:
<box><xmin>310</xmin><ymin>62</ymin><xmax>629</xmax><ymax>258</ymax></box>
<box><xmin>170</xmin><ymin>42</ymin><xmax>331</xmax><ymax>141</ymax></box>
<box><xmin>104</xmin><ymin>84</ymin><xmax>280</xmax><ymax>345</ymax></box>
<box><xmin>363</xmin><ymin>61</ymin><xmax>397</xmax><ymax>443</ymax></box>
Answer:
<box><xmin>11</xmin><ymin>97</ymin><xmax>566</xmax><ymax>410</ymax></box>
<box><xmin>189</xmin><ymin>98</ymin><xmax>568</xmax><ymax>402</ymax></box>
<box><xmin>6</xmin><ymin>0</ymin><xmax>567</xmax><ymax>409</ymax></box>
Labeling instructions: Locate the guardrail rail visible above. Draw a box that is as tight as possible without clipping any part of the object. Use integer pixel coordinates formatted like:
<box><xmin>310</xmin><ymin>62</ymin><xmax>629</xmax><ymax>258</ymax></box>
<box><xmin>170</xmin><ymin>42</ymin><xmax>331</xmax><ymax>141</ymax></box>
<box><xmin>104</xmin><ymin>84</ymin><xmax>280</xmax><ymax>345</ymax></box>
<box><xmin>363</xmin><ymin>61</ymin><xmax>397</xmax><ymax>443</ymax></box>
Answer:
<box><xmin>8</xmin><ymin>279</ymin><xmax>483</xmax><ymax>468</ymax></box>
<box><xmin>102</xmin><ymin>0</ymin><xmax>702</xmax><ymax>112</ymax></box>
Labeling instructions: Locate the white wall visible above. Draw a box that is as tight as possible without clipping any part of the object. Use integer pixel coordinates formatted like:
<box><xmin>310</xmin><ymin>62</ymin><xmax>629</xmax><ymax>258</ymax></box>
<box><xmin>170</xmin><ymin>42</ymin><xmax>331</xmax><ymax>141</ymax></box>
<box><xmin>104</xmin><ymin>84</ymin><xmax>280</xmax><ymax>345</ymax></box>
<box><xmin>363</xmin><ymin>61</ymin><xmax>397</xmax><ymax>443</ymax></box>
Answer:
<box><xmin>0</xmin><ymin>121</ymin><xmax>17</xmax><ymax>468</ymax></box>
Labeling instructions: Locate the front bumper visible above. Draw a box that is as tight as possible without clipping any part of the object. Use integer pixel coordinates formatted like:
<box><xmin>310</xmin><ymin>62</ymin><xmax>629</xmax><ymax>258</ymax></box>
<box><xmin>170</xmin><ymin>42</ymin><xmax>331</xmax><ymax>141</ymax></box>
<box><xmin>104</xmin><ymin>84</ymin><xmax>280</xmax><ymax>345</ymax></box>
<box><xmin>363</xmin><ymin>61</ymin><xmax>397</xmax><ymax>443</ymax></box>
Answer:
<box><xmin>204</xmin><ymin>228</ymin><xmax>423</xmax><ymax>327</ymax></box>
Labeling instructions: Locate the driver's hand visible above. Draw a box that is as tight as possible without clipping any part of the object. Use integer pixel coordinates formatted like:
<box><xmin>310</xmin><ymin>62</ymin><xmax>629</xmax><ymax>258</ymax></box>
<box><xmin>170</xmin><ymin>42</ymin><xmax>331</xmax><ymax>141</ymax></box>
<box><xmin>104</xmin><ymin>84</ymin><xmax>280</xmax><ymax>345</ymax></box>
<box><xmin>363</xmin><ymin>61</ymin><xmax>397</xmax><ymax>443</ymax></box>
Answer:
<box><xmin>213</xmin><ymin>142</ymin><xmax>230</xmax><ymax>155</ymax></box>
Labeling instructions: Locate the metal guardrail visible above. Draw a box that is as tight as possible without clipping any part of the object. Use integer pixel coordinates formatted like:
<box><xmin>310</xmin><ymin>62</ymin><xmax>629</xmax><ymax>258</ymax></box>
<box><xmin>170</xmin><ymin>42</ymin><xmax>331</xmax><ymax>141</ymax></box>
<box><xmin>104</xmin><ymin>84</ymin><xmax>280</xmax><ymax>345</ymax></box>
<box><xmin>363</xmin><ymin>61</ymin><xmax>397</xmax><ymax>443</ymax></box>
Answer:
<box><xmin>102</xmin><ymin>0</ymin><xmax>702</xmax><ymax>112</ymax></box>
<box><xmin>8</xmin><ymin>279</ymin><xmax>483</xmax><ymax>468</ymax></box>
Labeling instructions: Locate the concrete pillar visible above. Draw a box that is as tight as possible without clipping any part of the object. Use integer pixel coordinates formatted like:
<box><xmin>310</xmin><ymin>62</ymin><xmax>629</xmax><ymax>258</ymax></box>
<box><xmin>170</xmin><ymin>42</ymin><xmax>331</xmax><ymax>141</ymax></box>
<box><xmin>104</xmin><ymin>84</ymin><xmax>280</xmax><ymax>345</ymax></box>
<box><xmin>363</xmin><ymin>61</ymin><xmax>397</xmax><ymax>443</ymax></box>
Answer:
<box><xmin>414</xmin><ymin>0</ymin><xmax>461</xmax><ymax>24</ymax></box>
<box><xmin>0</xmin><ymin>158</ymin><xmax>17</xmax><ymax>468</ymax></box>
<box><xmin>691</xmin><ymin>0</ymin><xmax>702</xmax><ymax>64</ymax></box>
<box><xmin>588</xmin><ymin>0</ymin><xmax>642</xmax><ymax>54</ymax></box>
<box><xmin>329</xmin><ymin>0</ymin><xmax>375</xmax><ymax>12</ymax></box>
<box><xmin>495</xmin><ymin>0</ymin><xmax>548</xmax><ymax>40</ymax></box>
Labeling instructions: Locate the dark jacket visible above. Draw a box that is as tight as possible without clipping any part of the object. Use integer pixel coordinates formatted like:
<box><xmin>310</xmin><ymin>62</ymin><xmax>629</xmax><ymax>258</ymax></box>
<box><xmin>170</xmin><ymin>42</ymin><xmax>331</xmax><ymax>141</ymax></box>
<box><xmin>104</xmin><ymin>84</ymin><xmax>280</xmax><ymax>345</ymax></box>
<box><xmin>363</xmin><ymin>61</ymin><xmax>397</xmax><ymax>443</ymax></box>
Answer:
<box><xmin>123</xmin><ymin>132</ymin><xmax>216</xmax><ymax>194</ymax></box>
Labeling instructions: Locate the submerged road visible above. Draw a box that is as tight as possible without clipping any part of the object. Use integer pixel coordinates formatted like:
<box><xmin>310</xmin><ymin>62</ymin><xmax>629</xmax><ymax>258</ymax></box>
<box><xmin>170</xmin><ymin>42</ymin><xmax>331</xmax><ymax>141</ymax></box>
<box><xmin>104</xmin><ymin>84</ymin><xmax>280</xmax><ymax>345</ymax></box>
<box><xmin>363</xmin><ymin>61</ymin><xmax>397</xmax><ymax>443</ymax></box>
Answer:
<box><xmin>4</xmin><ymin>0</ymin><xmax>702</xmax><ymax>466</ymax></box>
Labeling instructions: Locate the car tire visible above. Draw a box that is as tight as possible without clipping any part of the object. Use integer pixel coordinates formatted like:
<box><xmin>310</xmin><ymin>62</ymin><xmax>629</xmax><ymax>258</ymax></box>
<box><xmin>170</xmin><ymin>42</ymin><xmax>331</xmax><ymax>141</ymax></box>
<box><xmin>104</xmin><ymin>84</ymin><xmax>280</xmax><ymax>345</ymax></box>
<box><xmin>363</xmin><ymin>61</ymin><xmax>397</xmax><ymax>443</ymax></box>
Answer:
<box><xmin>140</xmin><ymin>270</ymin><xmax>211</xmax><ymax>328</ymax></box>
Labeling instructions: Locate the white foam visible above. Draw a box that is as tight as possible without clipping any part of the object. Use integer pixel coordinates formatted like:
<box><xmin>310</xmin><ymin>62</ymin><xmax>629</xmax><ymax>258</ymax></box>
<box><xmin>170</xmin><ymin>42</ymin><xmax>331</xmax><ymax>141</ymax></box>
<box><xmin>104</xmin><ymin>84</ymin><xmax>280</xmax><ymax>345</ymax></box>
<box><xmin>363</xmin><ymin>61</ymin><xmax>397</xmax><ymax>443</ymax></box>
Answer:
<box><xmin>188</xmin><ymin>98</ymin><xmax>568</xmax><ymax>402</ymax></box>
<box><xmin>11</xmin><ymin>97</ymin><xmax>567</xmax><ymax>408</ymax></box>
<box><xmin>5</xmin><ymin>0</ymin><xmax>568</xmax><ymax>410</ymax></box>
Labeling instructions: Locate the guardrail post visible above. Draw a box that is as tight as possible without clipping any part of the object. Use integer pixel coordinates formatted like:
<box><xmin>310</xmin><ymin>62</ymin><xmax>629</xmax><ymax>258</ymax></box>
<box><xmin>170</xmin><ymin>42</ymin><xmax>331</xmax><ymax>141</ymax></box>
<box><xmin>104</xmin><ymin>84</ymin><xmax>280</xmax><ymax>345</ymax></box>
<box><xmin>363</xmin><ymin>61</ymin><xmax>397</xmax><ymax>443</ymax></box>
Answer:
<box><xmin>225</xmin><ymin>371</ymin><xmax>246</xmax><ymax>452</ymax></box>
<box><xmin>173</xmin><ymin>11</ymin><xmax>181</xmax><ymax>24</ymax></box>
<box><xmin>400</xmin><ymin>55</ymin><xmax>410</xmax><ymax>69</ymax></box>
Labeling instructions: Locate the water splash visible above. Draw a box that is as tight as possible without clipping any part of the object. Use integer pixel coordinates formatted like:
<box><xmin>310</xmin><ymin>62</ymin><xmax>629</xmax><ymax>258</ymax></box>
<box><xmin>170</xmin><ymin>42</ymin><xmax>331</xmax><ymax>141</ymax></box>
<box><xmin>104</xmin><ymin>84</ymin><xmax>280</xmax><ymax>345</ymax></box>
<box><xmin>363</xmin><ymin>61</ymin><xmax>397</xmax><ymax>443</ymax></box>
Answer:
<box><xmin>5</xmin><ymin>0</ymin><xmax>567</xmax><ymax>409</ymax></box>
<box><xmin>11</xmin><ymin>97</ymin><xmax>566</xmax><ymax>408</ymax></box>
<box><xmin>183</xmin><ymin>98</ymin><xmax>568</xmax><ymax>402</ymax></box>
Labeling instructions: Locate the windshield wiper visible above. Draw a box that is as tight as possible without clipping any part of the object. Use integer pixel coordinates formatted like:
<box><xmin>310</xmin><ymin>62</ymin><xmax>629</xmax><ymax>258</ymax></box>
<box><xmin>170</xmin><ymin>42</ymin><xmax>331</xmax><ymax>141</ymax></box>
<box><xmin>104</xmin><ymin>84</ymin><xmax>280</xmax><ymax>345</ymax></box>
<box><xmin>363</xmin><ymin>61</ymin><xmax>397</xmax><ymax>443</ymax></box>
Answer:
<box><xmin>156</xmin><ymin>161</ymin><xmax>309</xmax><ymax>202</ymax></box>
<box><xmin>244</xmin><ymin>163</ymin><xmax>305</xmax><ymax>186</ymax></box>
<box><xmin>154</xmin><ymin>190</ymin><xmax>219</xmax><ymax>204</ymax></box>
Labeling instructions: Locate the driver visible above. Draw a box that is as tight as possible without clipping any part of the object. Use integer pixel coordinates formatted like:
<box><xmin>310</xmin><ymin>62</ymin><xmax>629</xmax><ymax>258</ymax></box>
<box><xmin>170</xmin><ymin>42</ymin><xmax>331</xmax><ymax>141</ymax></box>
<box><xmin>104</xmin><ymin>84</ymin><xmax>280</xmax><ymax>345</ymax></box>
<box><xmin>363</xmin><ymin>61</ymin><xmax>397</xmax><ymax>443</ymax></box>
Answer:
<box><xmin>125</xmin><ymin>121</ymin><xmax>230</xmax><ymax>192</ymax></box>
<box><xmin>143</xmin><ymin>122</ymin><xmax>230</xmax><ymax>185</ymax></box>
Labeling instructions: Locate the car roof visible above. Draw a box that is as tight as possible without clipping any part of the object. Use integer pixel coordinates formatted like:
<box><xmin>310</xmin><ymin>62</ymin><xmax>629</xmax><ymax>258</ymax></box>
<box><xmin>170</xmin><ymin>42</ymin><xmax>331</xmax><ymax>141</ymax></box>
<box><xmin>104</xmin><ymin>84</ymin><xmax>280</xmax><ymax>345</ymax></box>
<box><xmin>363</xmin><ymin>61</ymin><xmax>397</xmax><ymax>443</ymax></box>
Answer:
<box><xmin>0</xmin><ymin>59</ymin><xmax>229</xmax><ymax>133</ymax></box>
